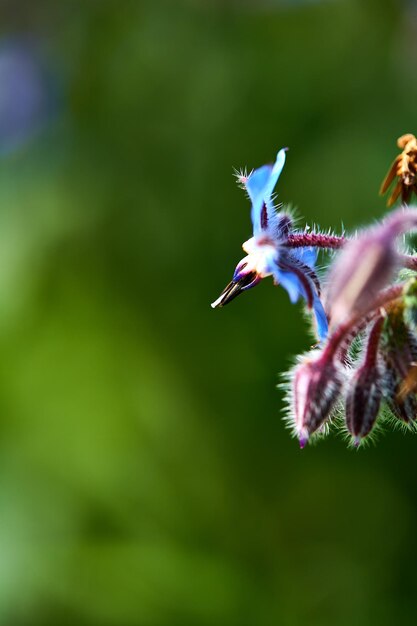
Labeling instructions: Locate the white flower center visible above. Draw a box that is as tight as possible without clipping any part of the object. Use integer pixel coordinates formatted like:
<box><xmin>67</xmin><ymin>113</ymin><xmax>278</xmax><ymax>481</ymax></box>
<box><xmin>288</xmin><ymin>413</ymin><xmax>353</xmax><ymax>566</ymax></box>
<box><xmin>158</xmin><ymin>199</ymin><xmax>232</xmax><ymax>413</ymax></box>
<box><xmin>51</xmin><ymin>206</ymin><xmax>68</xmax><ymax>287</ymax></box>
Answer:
<box><xmin>242</xmin><ymin>236</ymin><xmax>277</xmax><ymax>277</ymax></box>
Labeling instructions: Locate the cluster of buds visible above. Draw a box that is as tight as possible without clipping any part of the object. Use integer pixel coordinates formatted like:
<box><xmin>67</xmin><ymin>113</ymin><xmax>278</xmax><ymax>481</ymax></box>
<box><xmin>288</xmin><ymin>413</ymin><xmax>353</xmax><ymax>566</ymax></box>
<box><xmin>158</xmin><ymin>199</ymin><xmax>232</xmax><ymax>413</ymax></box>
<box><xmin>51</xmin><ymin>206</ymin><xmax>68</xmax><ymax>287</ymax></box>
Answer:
<box><xmin>212</xmin><ymin>135</ymin><xmax>417</xmax><ymax>448</ymax></box>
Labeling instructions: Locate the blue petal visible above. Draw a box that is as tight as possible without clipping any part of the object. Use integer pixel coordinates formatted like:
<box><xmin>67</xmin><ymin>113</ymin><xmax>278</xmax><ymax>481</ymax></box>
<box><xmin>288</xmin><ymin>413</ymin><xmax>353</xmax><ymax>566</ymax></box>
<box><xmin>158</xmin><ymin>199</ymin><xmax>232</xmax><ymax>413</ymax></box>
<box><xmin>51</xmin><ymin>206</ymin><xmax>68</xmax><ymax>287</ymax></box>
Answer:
<box><xmin>246</xmin><ymin>165</ymin><xmax>273</xmax><ymax>205</ymax></box>
<box><xmin>273</xmin><ymin>264</ymin><xmax>328</xmax><ymax>341</ymax></box>
<box><xmin>247</xmin><ymin>165</ymin><xmax>272</xmax><ymax>236</ymax></box>
<box><xmin>247</xmin><ymin>148</ymin><xmax>287</xmax><ymax>236</ymax></box>
<box><xmin>263</xmin><ymin>148</ymin><xmax>287</xmax><ymax>206</ymax></box>
<box><xmin>273</xmin><ymin>267</ymin><xmax>302</xmax><ymax>303</ymax></box>
<box><xmin>312</xmin><ymin>294</ymin><xmax>328</xmax><ymax>342</ymax></box>
<box><xmin>292</xmin><ymin>245</ymin><xmax>317</xmax><ymax>269</ymax></box>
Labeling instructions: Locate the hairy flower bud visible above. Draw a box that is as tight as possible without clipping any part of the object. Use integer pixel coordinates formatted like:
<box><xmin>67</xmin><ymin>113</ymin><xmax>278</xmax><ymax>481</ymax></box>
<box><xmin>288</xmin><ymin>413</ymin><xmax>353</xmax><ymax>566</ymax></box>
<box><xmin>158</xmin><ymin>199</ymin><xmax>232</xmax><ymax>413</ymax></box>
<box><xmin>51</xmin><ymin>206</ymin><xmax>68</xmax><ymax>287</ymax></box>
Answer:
<box><xmin>403</xmin><ymin>277</ymin><xmax>417</xmax><ymax>330</ymax></box>
<box><xmin>326</xmin><ymin>208</ymin><xmax>417</xmax><ymax>327</ymax></box>
<box><xmin>381</xmin><ymin>307</ymin><xmax>417</xmax><ymax>376</ymax></box>
<box><xmin>379</xmin><ymin>308</ymin><xmax>417</xmax><ymax>423</ymax></box>
<box><xmin>346</xmin><ymin>367</ymin><xmax>382</xmax><ymax>440</ymax></box>
<box><xmin>345</xmin><ymin>318</ymin><xmax>384</xmax><ymax>441</ymax></box>
<box><xmin>292</xmin><ymin>351</ymin><xmax>345</xmax><ymax>447</ymax></box>
<box><xmin>381</xmin><ymin>362</ymin><xmax>417</xmax><ymax>423</ymax></box>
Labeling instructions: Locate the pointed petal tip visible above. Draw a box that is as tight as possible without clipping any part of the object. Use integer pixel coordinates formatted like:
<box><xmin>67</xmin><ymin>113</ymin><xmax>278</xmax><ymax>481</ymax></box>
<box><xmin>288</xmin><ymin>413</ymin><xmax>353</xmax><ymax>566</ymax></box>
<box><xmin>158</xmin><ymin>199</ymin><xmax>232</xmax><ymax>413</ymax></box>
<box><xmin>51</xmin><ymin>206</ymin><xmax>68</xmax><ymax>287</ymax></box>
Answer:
<box><xmin>210</xmin><ymin>296</ymin><xmax>223</xmax><ymax>309</ymax></box>
<box><xmin>275</xmin><ymin>147</ymin><xmax>288</xmax><ymax>163</ymax></box>
<box><xmin>298</xmin><ymin>432</ymin><xmax>309</xmax><ymax>449</ymax></box>
<box><xmin>353</xmin><ymin>437</ymin><xmax>361</xmax><ymax>448</ymax></box>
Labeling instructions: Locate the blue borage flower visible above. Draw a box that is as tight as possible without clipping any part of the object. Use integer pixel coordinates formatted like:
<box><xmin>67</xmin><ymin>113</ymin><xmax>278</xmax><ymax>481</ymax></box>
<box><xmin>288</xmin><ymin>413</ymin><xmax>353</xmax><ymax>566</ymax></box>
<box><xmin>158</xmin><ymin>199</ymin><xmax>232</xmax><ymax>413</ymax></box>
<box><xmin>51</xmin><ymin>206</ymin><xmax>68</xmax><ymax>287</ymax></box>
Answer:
<box><xmin>211</xmin><ymin>149</ymin><xmax>329</xmax><ymax>342</ymax></box>
<box><xmin>212</xmin><ymin>137</ymin><xmax>417</xmax><ymax>448</ymax></box>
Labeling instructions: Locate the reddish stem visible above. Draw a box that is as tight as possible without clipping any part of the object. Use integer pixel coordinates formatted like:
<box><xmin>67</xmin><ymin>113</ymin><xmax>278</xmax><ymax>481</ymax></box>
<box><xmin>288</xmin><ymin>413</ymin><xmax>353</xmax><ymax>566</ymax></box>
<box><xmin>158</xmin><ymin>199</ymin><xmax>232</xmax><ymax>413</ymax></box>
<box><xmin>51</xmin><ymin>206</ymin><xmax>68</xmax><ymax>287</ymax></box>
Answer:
<box><xmin>286</xmin><ymin>235</ymin><xmax>417</xmax><ymax>273</ymax></box>
<box><xmin>363</xmin><ymin>316</ymin><xmax>384</xmax><ymax>368</ymax></box>
<box><xmin>285</xmin><ymin>233</ymin><xmax>346</xmax><ymax>249</ymax></box>
<box><xmin>323</xmin><ymin>283</ymin><xmax>404</xmax><ymax>361</ymax></box>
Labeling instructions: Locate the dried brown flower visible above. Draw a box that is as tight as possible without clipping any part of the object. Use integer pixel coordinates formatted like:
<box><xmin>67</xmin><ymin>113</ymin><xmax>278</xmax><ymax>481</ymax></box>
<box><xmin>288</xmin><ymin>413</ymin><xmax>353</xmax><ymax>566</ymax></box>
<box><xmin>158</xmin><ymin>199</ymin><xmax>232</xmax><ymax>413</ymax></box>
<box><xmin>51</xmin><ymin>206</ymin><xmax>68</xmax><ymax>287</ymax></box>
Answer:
<box><xmin>380</xmin><ymin>133</ymin><xmax>417</xmax><ymax>207</ymax></box>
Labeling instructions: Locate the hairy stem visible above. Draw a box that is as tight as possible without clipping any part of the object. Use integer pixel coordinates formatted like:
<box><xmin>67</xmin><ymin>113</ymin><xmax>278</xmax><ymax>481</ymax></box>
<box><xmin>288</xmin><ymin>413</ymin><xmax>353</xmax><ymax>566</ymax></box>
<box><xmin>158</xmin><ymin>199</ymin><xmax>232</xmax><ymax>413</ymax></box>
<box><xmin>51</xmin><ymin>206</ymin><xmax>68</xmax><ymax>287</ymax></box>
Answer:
<box><xmin>285</xmin><ymin>233</ymin><xmax>417</xmax><ymax>274</ymax></box>
<box><xmin>324</xmin><ymin>283</ymin><xmax>404</xmax><ymax>360</ymax></box>
<box><xmin>285</xmin><ymin>233</ymin><xmax>346</xmax><ymax>249</ymax></box>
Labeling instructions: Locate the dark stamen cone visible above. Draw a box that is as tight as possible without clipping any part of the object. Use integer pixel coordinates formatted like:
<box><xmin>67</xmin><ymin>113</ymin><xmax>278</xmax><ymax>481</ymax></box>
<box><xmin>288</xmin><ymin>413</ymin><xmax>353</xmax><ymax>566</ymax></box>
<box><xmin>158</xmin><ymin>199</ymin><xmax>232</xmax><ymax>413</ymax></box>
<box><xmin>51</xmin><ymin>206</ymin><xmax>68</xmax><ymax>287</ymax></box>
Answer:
<box><xmin>211</xmin><ymin>272</ymin><xmax>258</xmax><ymax>308</ymax></box>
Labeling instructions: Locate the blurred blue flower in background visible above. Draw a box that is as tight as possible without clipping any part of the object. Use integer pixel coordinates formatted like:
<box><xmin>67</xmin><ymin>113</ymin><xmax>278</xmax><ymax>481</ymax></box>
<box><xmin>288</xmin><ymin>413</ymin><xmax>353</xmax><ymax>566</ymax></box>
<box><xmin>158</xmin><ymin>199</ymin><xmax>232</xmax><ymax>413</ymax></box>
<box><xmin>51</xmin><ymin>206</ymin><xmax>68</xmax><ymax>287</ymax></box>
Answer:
<box><xmin>0</xmin><ymin>39</ymin><xmax>55</xmax><ymax>155</ymax></box>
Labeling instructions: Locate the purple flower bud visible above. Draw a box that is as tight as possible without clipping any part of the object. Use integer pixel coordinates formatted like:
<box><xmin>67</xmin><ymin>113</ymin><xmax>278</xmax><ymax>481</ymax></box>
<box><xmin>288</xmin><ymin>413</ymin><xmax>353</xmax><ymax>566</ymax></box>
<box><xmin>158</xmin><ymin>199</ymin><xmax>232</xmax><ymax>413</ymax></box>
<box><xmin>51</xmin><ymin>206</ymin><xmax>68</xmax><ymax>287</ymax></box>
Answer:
<box><xmin>346</xmin><ymin>367</ymin><xmax>382</xmax><ymax>440</ymax></box>
<box><xmin>345</xmin><ymin>318</ymin><xmax>384</xmax><ymax>441</ymax></box>
<box><xmin>391</xmin><ymin>393</ymin><xmax>417</xmax><ymax>424</ymax></box>
<box><xmin>291</xmin><ymin>350</ymin><xmax>345</xmax><ymax>446</ymax></box>
<box><xmin>326</xmin><ymin>208</ymin><xmax>417</xmax><ymax>327</ymax></box>
<box><xmin>403</xmin><ymin>278</ymin><xmax>417</xmax><ymax>330</ymax></box>
<box><xmin>380</xmin><ymin>308</ymin><xmax>417</xmax><ymax>377</ymax></box>
<box><xmin>381</xmin><ymin>362</ymin><xmax>417</xmax><ymax>423</ymax></box>
<box><xmin>379</xmin><ymin>309</ymin><xmax>417</xmax><ymax>423</ymax></box>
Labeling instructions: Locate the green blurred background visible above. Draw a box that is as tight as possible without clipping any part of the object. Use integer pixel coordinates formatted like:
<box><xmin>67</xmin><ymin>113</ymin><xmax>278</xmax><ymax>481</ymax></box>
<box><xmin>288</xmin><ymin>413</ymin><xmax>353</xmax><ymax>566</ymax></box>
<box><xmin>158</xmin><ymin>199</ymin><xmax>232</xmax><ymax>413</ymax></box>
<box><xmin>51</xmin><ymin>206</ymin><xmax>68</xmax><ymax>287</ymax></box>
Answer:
<box><xmin>0</xmin><ymin>0</ymin><xmax>416</xmax><ymax>624</ymax></box>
